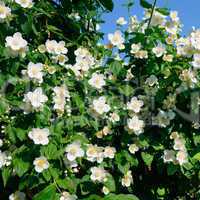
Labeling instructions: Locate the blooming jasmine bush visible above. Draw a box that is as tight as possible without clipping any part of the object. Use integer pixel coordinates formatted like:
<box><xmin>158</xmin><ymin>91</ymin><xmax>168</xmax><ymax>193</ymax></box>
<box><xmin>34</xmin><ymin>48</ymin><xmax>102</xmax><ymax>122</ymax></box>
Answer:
<box><xmin>0</xmin><ymin>0</ymin><xmax>200</xmax><ymax>199</ymax></box>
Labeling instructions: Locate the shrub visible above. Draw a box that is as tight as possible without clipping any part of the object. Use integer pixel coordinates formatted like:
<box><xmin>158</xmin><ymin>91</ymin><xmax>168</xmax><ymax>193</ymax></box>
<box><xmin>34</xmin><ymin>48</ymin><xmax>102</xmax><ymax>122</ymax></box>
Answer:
<box><xmin>0</xmin><ymin>0</ymin><xmax>200</xmax><ymax>199</ymax></box>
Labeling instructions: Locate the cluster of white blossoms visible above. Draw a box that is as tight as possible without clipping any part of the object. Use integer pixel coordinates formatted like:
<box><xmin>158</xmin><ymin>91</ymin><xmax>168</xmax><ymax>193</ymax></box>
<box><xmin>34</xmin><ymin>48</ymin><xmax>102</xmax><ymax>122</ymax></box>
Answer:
<box><xmin>130</xmin><ymin>43</ymin><xmax>148</xmax><ymax>59</ymax></box>
<box><xmin>92</xmin><ymin>96</ymin><xmax>110</xmax><ymax>115</ymax></box>
<box><xmin>126</xmin><ymin>96</ymin><xmax>144</xmax><ymax>135</ymax></box>
<box><xmin>28</xmin><ymin>128</ymin><xmax>50</xmax><ymax>145</ymax></box>
<box><xmin>53</xmin><ymin>85</ymin><xmax>70</xmax><ymax>115</ymax></box>
<box><xmin>154</xmin><ymin>110</ymin><xmax>175</xmax><ymax>128</ymax></box>
<box><xmin>116</xmin><ymin>17</ymin><xmax>127</xmax><ymax>26</ymax></box>
<box><xmin>0</xmin><ymin>150</ymin><xmax>11</xmax><ymax>168</ymax></box>
<box><xmin>15</xmin><ymin>0</ymin><xmax>33</xmax><ymax>8</ymax></box>
<box><xmin>86</xmin><ymin>144</ymin><xmax>116</xmax><ymax>163</ymax></box>
<box><xmin>45</xmin><ymin>40</ymin><xmax>68</xmax><ymax>55</ymax></box>
<box><xmin>68</xmin><ymin>47</ymin><xmax>96</xmax><ymax>78</ymax></box>
<box><xmin>65</xmin><ymin>141</ymin><xmax>84</xmax><ymax>161</ymax></box>
<box><xmin>5</xmin><ymin>32</ymin><xmax>28</xmax><ymax>57</ymax></box>
<box><xmin>121</xmin><ymin>170</ymin><xmax>133</xmax><ymax>187</ymax></box>
<box><xmin>127</xmin><ymin>96</ymin><xmax>144</xmax><ymax>113</ymax></box>
<box><xmin>26</xmin><ymin>62</ymin><xmax>44</xmax><ymax>83</ymax></box>
<box><xmin>0</xmin><ymin>1</ymin><xmax>11</xmax><ymax>21</ymax></box>
<box><xmin>90</xmin><ymin>166</ymin><xmax>107</xmax><ymax>183</ymax></box>
<box><xmin>88</xmin><ymin>73</ymin><xmax>106</xmax><ymax>90</ymax></box>
<box><xmin>127</xmin><ymin>115</ymin><xmax>144</xmax><ymax>135</ymax></box>
<box><xmin>108</xmin><ymin>30</ymin><xmax>125</xmax><ymax>49</ymax></box>
<box><xmin>9</xmin><ymin>191</ymin><xmax>26</xmax><ymax>200</ymax></box>
<box><xmin>60</xmin><ymin>192</ymin><xmax>77</xmax><ymax>200</ymax></box>
<box><xmin>33</xmin><ymin>156</ymin><xmax>49</xmax><ymax>173</ymax></box>
<box><xmin>128</xmin><ymin>144</ymin><xmax>139</xmax><ymax>154</ymax></box>
<box><xmin>152</xmin><ymin>43</ymin><xmax>166</xmax><ymax>58</ymax></box>
<box><xmin>24</xmin><ymin>87</ymin><xmax>48</xmax><ymax>111</ymax></box>
<box><xmin>163</xmin><ymin>132</ymin><xmax>188</xmax><ymax>165</ymax></box>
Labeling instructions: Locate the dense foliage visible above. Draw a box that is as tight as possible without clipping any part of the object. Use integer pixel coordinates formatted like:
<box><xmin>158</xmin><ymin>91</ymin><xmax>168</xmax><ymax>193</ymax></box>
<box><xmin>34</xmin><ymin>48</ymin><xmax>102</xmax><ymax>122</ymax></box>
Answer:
<box><xmin>0</xmin><ymin>0</ymin><xmax>200</xmax><ymax>199</ymax></box>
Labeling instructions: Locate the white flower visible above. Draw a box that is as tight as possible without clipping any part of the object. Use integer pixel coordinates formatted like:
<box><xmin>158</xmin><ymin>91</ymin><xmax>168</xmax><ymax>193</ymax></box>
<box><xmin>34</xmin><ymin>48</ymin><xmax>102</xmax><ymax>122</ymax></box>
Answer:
<box><xmin>152</xmin><ymin>44</ymin><xmax>166</xmax><ymax>57</ymax></box>
<box><xmin>163</xmin><ymin>150</ymin><xmax>176</xmax><ymax>163</ymax></box>
<box><xmin>128</xmin><ymin>15</ymin><xmax>139</xmax><ymax>32</ymax></box>
<box><xmin>191</xmin><ymin>54</ymin><xmax>200</xmax><ymax>69</ymax></box>
<box><xmin>24</xmin><ymin>87</ymin><xmax>48</xmax><ymax>109</ymax></box>
<box><xmin>127</xmin><ymin>116</ymin><xmax>144</xmax><ymax>135</ymax></box>
<box><xmin>92</xmin><ymin>96</ymin><xmax>110</xmax><ymax>115</ymax></box>
<box><xmin>86</xmin><ymin>145</ymin><xmax>104</xmax><ymax>163</ymax></box>
<box><xmin>163</xmin><ymin>54</ymin><xmax>173</xmax><ymax>62</ymax></box>
<box><xmin>28</xmin><ymin>128</ymin><xmax>50</xmax><ymax>145</ymax></box>
<box><xmin>102</xmin><ymin>186</ymin><xmax>110</xmax><ymax>195</ymax></box>
<box><xmin>53</xmin><ymin>85</ymin><xmax>70</xmax><ymax>115</ymax></box>
<box><xmin>27</xmin><ymin>62</ymin><xmax>43</xmax><ymax>83</ymax></box>
<box><xmin>9</xmin><ymin>191</ymin><xmax>26</xmax><ymax>200</ymax></box>
<box><xmin>90</xmin><ymin>167</ymin><xmax>107</xmax><ymax>182</ymax></box>
<box><xmin>135</xmin><ymin>50</ymin><xmax>148</xmax><ymax>59</ymax></box>
<box><xmin>60</xmin><ymin>192</ymin><xmax>77</xmax><ymax>200</ymax></box>
<box><xmin>190</xmin><ymin>29</ymin><xmax>200</xmax><ymax>50</ymax></box>
<box><xmin>109</xmin><ymin>112</ymin><xmax>120</xmax><ymax>122</ymax></box>
<box><xmin>71</xmin><ymin>47</ymin><xmax>95</xmax><ymax>77</ymax></box>
<box><xmin>88</xmin><ymin>73</ymin><xmax>106</xmax><ymax>89</ymax></box>
<box><xmin>116</xmin><ymin>17</ymin><xmax>127</xmax><ymax>25</ymax></box>
<box><xmin>130</xmin><ymin>43</ymin><xmax>141</xmax><ymax>54</ymax></box>
<box><xmin>5</xmin><ymin>32</ymin><xmax>28</xmax><ymax>56</ymax></box>
<box><xmin>173</xmin><ymin>138</ymin><xmax>186</xmax><ymax>151</ymax></box>
<box><xmin>145</xmin><ymin>75</ymin><xmax>158</xmax><ymax>86</ymax></box>
<box><xmin>15</xmin><ymin>0</ymin><xmax>33</xmax><ymax>8</ymax></box>
<box><xmin>170</xmin><ymin>11</ymin><xmax>179</xmax><ymax>22</ymax></box>
<box><xmin>55</xmin><ymin>41</ymin><xmax>68</xmax><ymax>55</ymax></box>
<box><xmin>0</xmin><ymin>150</ymin><xmax>7</xmax><ymax>168</ymax></box>
<box><xmin>108</xmin><ymin>30</ymin><xmax>125</xmax><ymax>49</ymax></box>
<box><xmin>45</xmin><ymin>40</ymin><xmax>68</xmax><ymax>55</ymax></box>
<box><xmin>176</xmin><ymin>150</ymin><xmax>188</xmax><ymax>165</ymax></box>
<box><xmin>65</xmin><ymin>142</ymin><xmax>84</xmax><ymax>161</ymax></box>
<box><xmin>0</xmin><ymin>2</ymin><xmax>11</xmax><ymax>20</ymax></box>
<box><xmin>121</xmin><ymin>170</ymin><xmax>133</xmax><ymax>187</ymax></box>
<box><xmin>127</xmin><ymin>97</ymin><xmax>143</xmax><ymax>113</ymax></box>
<box><xmin>129</xmin><ymin>144</ymin><xmax>139</xmax><ymax>154</ymax></box>
<box><xmin>146</xmin><ymin>10</ymin><xmax>166</xmax><ymax>27</ymax></box>
<box><xmin>86</xmin><ymin>145</ymin><xmax>100</xmax><ymax>162</ymax></box>
<box><xmin>53</xmin><ymin>54</ymin><xmax>68</xmax><ymax>65</ymax></box>
<box><xmin>104</xmin><ymin>146</ymin><xmax>116</xmax><ymax>159</ymax></box>
<box><xmin>179</xmin><ymin>69</ymin><xmax>197</xmax><ymax>86</ymax></box>
<box><xmin>33</xmin><ymin>156</ymin><xmax>49</xmax><ymax>173</ymax></box>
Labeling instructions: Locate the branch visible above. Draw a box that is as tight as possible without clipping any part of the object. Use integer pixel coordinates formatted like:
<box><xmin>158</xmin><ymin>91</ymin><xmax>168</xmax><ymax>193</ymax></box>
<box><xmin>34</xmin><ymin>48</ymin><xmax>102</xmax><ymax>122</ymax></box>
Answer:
<box><xmin>147</xmin><ymin>0</ymin><xmax>157</xmax><ymax>28</ymax></box>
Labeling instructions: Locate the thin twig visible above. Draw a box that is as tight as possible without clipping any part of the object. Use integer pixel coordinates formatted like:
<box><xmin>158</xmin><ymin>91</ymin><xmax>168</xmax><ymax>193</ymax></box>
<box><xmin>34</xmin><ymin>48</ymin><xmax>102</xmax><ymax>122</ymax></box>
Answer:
<box><xmin>147</xmin><ymin>0</ymin><xmax>157</xmax><ymax>28</ymax></box>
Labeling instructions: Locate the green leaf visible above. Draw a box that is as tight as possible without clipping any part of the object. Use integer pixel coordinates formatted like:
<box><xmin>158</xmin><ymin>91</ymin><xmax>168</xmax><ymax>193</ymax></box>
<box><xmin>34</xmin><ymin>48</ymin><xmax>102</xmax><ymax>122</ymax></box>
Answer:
<box><xmin>156</xmin><ymin>8</ymin><xmax>170</xmax><ymax>16</ymax></box>
<box><xmin>109</xmin><ymin>61</ymin><xmax>123</xmax><ymax>76</ymax></box>
<box><xmin>118</xmin><ymin>85</ymin><xmax>134</xmax><ymax>97</ymax></box>
<box><xmin>13</xmin><ymin>158</ymin><xmax>30</xmax><ymax>177</ymax></box>
<box><xmin>157</xmin><ymin>187</ymin><xmax>166</xmax><ymax>196</ymax></box>
<box><xmin>167</xmin><ymin>163</ymin><xmax>178</xmax><ymax>176</ymax></box>
<box><xmin>104</xmin><ymin>194</ymin><xmax>140</xmax><ymax>200</ymax></box>
<box><xmin>193</xmin><ymin>152</ymin><xmax>200</xmax><ymax>161</ymax></box>
<box><xmin>104</xmin><ymin>175</ymin><xmax>116</xmax><ymax>192</ymax></box>
<box><xmin>99</xmin><ymin>0</ymin><xmax>114</xmax><ymax>11</ymax></box>
<box><xmin>72</xmin><ymin>93</ymin><xmax>85</xmax><ymax>114</ymax></box>
<box><xmin>140</xmin><ymin>0</ymin><xmax>152</xmax><ymax>9</ymax></box>
<box><xmin>2</xmin><ymin>168</ymin><xmax>12</xmax><ymax>187</ymax></box>
<box><xmin>40</xmin><ymin>143</ymin><xmax>59</xmax><ymax>160</ymax></box>
<box><xmin>57</xmin><ymin>177</ymin><xmax>78</xmax><ymax>193</ymax></box>
<box><xmin>81</xmin><ymin>195</ymin><xmax>102</xmax><ymax>200</ymax></box>
<box><xmin>33</xmin><ymin>184</ymin><xmax>56</xmax><ymax>200</ymax></box>
<box><xmin>141</xmin><ymin>152</ymin><xmax>154</xmax><ymax>167</ymax></box>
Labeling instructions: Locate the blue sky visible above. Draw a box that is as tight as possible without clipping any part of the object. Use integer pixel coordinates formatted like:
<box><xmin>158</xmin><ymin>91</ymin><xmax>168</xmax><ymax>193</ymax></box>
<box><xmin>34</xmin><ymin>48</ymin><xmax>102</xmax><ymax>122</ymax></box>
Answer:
<box><xmin>101</xmin><ymin>0</ymin><xmax>200</xmax><ymax>41</ymax></box>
